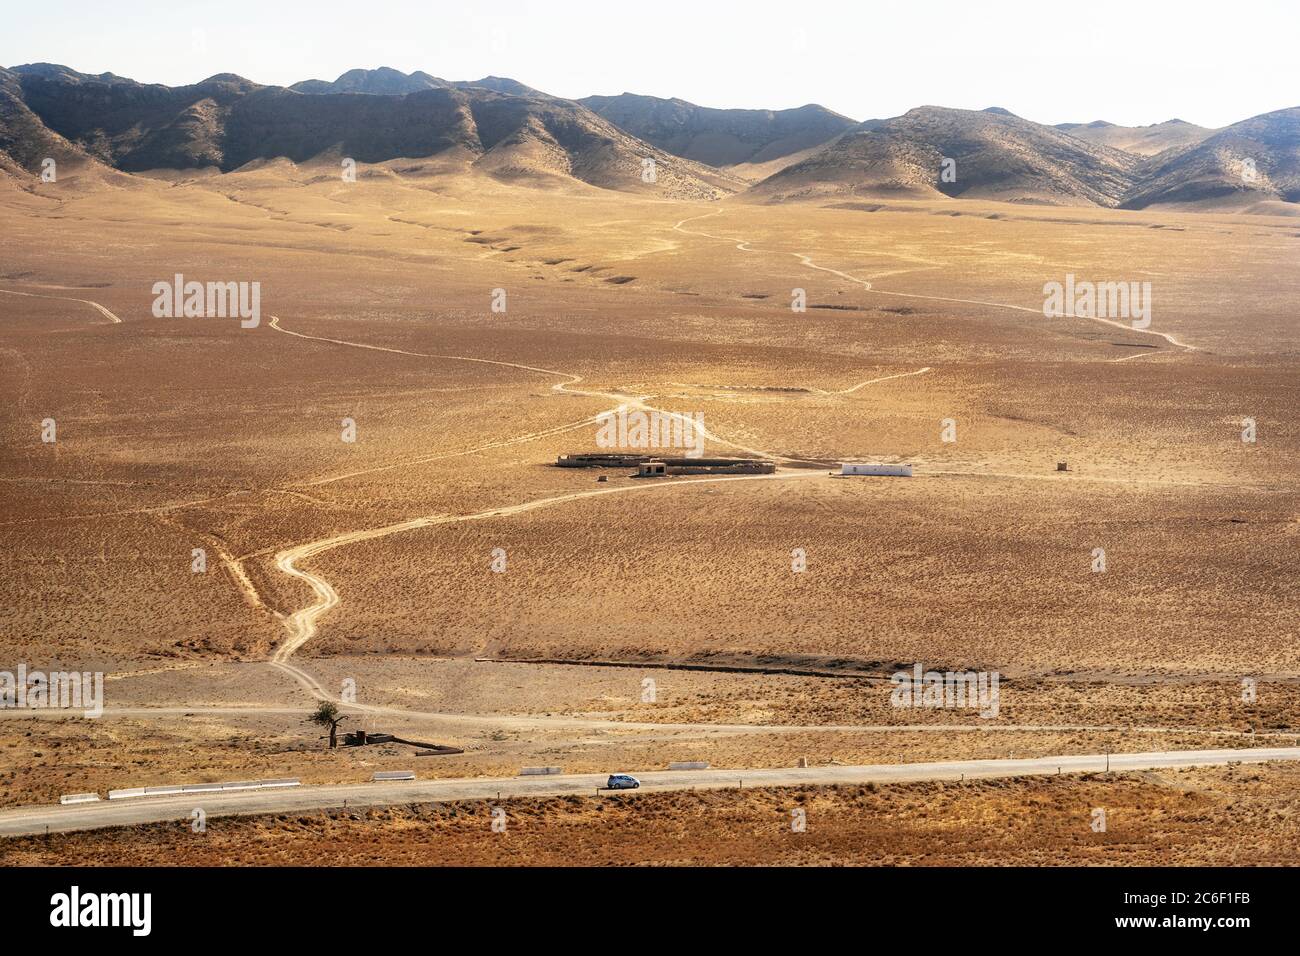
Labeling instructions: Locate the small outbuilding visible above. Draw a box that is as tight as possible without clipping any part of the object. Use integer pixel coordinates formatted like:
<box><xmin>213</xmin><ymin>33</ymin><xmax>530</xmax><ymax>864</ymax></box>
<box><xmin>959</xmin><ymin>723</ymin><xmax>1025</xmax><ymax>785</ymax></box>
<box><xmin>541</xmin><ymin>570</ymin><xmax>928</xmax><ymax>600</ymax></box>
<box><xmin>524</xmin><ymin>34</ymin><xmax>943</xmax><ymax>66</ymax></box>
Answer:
<box><xmin>840</xmin><ymin>463</ymin><xmax>913</xmax><ymax>477</ymax></box>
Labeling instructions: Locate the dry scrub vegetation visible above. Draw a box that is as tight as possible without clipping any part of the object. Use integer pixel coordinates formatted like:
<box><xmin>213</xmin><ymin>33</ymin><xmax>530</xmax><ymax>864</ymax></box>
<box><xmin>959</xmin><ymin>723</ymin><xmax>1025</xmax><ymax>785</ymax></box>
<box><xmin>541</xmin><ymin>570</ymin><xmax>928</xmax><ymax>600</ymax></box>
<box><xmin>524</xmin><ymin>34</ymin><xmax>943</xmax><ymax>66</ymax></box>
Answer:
<box><xmin>2</xmin><ymin>159</ymin><xmax>1298</xmax><ymax>847</ymax></box>
<box><xmin>6</xmin><ymin>763</ymin><xmax>1299</xmax><ymax>866</ymax></box>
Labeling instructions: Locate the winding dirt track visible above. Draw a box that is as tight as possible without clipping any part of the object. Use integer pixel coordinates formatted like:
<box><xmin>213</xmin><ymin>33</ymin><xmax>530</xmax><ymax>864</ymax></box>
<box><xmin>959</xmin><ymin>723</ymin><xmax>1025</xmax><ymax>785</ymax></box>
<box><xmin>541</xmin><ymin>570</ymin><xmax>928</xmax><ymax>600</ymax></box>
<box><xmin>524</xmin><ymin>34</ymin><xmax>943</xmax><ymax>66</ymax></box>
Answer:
<box><xmin>8</xmin><ymin>217</ymin><xmax>1294</xmax><ymax>845</ymax></box>
<box><xmin>4</xmin><ymin>703</ymin><xmax>1298</xmax><ymax>743</ymax></box>
<box><xmin>671</xmin><ymin>210</ymin><xmax>1198</xmax><ymax>352</ymax></box>
<box><xmin>263</xmin><ymin>191</ymin><xmax>1224</xmax><ymax>691</ymax></box>
<box><xmin>2</xmin><ymin>287</ymin><xmax>1288</xmax><ymax>796</ymax></box>
<box><xmin>0</xmin><ymin>240</ymin><xmax>1207</xmax><ymax>720</ymax></box>
<box><xmin>0</xmin><ymin>287</ymin><xmax>123</xmax><ymax>323</ymax></box>
<box><xmin>270</xmin><ymin>470</ymin><xmax>819</xmax><ymax>663</ymax></box>
<box><xmin>303</xmin><ymin>414</ymin><xmax>606</xmax><ymax>487</ymax></box>
<box><xmin>813</xmin><ymin>366</ymin><xmax>932</xmax><ymax>395</ymax></box>
<box><xmin>264</xmin><ymin>313</ymin><xmax>831</xmax><ymax>693</ymax></box>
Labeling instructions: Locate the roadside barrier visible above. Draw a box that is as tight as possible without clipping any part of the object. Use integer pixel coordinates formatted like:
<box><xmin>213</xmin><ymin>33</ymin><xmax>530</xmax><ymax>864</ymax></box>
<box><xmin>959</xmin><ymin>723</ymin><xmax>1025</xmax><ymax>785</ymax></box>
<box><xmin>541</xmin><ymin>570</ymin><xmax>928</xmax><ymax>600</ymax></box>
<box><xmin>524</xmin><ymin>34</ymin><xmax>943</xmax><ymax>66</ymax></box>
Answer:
<box><xmin>371</xmin><ymin>771</ymin><xmax>416</xmax><ymax>782</ymax></box>
<box><xmin>106</xmin><ymin>778</ymin><xmax>301</xmax><ymax>800</ymax></box>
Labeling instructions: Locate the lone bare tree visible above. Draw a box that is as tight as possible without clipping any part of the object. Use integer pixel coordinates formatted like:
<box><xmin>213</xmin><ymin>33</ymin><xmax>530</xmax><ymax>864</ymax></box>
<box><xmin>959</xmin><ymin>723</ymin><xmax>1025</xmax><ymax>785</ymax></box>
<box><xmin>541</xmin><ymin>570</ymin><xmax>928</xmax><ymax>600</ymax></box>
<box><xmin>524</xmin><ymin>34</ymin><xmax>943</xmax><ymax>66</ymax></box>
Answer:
<box><xmin>309</xmin><ymin>701</ymin><xmax>347</xmax><ymax>749</ymax></box>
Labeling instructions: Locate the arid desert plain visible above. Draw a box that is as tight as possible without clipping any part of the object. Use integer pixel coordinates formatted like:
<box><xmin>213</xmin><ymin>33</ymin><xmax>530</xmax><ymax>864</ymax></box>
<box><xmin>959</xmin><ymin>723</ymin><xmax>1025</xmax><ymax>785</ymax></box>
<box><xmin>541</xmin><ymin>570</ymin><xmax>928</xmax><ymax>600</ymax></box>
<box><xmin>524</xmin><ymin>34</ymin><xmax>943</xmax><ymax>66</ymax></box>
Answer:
<box><xmin>1</xmin><ymin>153</ymin><xmax>1298</xmax><ymax>865</ymax></box>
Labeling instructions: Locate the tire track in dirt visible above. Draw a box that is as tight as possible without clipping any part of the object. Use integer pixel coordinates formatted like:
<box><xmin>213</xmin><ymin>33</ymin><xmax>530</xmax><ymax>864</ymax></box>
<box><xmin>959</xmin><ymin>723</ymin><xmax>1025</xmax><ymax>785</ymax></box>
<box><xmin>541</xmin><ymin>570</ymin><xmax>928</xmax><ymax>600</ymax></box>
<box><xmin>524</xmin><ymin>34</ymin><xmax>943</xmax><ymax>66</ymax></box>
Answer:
<box><xmin>812</xmin><ymin>366</ymin><xmax>932</xmax><ymax>395</ymax></box>
<box><xmin>1109</xmin><ymin>348</ymin><xmax>1167</xmax><ymax>363</ymax></box>
<box><xmin>264</xmin><ymin>314</ymin><xmax>817</xmax><ymax>691</ymax></box>
<box><xmin>269</xmin><ymin>469</ymin><xmax>820</xmax><ymax>697</ymax></box>
<box><xmin>672</xmin><ymin>210</ymin><xmax>1197</xmax><ymax>352</ymax></box>
<box><xmin>0</xmin><ymin>287</ymin><xmax>123</xmax><ymax>324</ymax></box>
<box><xmin>4</xmin><ymin>702</ymin><xmax>1297</xmax><ymax>742</ymax></box>
<box><xmin>302</xmin><ymin>414</ymin><xmax>609</xmax><ymax>487</ymax></box>
<box><xmin>154</xmin><ymin>512</ymin><xmax>268</xmax><ymax>611</ymax></box>
<box><xmin>0</xmin><ymin>491</ymin><xmax>238</xmax><ymax>527</ymax></box>
<box><xmin>268</xmin><ymin>314</ymin><xmax>790</xmax><ymax>464</ymax></box>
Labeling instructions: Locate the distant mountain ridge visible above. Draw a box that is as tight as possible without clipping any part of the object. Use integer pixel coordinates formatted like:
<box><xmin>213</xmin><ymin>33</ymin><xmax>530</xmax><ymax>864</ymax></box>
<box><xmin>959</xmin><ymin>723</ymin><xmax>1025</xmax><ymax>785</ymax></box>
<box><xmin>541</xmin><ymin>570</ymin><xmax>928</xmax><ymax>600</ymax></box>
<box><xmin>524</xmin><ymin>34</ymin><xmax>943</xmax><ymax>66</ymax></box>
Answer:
<box><xmin>290</xmin><ymin>67</ymin><xmax>542</xmax><ymax>98</ymax></box>
<box><xmin>2</xmin><ymin>63</ymin><xmax>1297</xmax><ymax>212</ymax></box>
<box><xmin>0</xmin><ymin>63</ymin><xmax>737</xmax><ymax>199</ymax></box>
<box><xmin>1120</xmin><ymin>107</ymin><xmax>1300</xmax><ymax>210</ymax></box>
<box><xmin>577</xmin><ymin>92</ymin><xmax>857</xmax><ymax>169</ymax></box>
<box><xmin>747</xmin><ymin>104</ymin><xmax>1299</xmax><ymax>211</ymax></box>
<box><xmin>290</xmin><ymin>67</ymin><xmax>446</xmax><ymax>95</ymax></box>
<box><xmin>748</xmin><ymin>105</ymin><xmax>1141</xmax><ymax>206</ymax></box>
<box><xmin>0</xmin><ymin>65</ymin><xmax>85</xmax><ymax>173</ymax></box>
<box><xmin>1053</xmin><ymin>118</ymin><xmax>1214</xmax><ymax>157</ymax></box>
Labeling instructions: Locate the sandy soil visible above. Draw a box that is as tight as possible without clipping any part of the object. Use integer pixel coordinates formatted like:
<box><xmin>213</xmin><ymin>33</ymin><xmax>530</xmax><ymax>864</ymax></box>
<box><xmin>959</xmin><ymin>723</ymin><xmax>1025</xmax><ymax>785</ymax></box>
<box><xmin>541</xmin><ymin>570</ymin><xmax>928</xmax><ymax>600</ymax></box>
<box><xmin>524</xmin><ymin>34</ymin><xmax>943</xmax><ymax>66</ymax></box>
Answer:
<box><xmin>6</xmin><ymin>763</ymin><xmax>1299</xmax><ymax>866</ymax></box>
<box><xmin>1</xmin><ymin>657</ymin><xmax>1295</xmax><ymax>808</ymax></box>
<box><xmin>1</xmin><ymin>159</ymin><xmax>1296</xmax><ymax>857</ymax></box>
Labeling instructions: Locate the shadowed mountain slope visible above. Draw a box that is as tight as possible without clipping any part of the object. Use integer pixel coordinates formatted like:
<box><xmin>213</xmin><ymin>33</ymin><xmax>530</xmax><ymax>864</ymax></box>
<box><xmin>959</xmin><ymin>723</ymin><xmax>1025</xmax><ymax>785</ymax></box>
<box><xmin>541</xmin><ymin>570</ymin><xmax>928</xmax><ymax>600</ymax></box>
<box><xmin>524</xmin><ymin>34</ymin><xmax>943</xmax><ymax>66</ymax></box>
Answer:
<box><xmin>748</xmin><ymin>106</ymin><xmax>1140</xmax><ymax>206</ymax></box>
<box><xmin>3</xmin><ymin>64</ymin><xmax>739</xmax><ymax>198</ymax></box>
<box><xmin>4</xmin><ymin>66</ymin><xmax>1297</xmax><ymax>211</ymax></box>
<box><xmin>579</xmin><ymin>92</ymin><xmax>856</xmax><ymax>169</ymax></box>
<box><xmin>1120</xmin><ymin>107</ymin><xmax>1300</xmax><ymax>211</ymax></box>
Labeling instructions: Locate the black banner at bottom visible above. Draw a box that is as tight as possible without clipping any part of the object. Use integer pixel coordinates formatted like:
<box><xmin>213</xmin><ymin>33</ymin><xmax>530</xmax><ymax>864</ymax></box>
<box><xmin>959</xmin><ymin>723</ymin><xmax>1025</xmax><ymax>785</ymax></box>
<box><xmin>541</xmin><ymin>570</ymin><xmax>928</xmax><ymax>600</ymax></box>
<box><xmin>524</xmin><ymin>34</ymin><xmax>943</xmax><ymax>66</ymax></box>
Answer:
<box><xmin>0</xmin><ymin>865</ymin><xmax>1277</xmax><ymax>940</ymax></box>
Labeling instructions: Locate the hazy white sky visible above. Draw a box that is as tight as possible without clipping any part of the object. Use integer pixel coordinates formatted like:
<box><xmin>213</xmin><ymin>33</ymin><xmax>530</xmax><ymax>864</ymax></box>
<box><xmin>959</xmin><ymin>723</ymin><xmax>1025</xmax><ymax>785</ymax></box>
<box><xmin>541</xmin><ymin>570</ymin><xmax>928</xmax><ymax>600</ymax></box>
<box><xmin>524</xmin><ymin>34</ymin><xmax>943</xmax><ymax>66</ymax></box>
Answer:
<box><xmin>3</xmin><ymin>0</ymin><xmax>1295</xmax><ymax>128</ymax></box>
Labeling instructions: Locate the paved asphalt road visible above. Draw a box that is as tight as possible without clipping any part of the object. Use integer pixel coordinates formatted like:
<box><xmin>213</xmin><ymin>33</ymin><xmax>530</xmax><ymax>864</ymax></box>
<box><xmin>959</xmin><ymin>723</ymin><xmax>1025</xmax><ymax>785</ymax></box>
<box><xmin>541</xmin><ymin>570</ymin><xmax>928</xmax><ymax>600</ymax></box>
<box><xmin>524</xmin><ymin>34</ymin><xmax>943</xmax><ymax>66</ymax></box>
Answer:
<box><xmin>3</xmin><ymin>746</ymin><xmax>1298</xmax><ymax>838</ymax></box>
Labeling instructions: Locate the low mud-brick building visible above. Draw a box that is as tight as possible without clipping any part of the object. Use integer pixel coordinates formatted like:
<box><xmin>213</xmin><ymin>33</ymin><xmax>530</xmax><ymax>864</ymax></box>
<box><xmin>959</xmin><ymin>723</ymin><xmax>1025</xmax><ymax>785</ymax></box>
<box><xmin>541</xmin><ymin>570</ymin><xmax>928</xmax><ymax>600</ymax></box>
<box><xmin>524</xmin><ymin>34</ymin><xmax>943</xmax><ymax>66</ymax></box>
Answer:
<box><xmin>555</xmin><ymin>453</ymin><xmax>653</xmax><ymax>468</ymax></box>
<box><xmin>636</xmin><ymin>457</ymin><xmax>775</xmax><ymax>476</ymax></box>
<box><xmin>555</xmin><ymin>452</ymin><xmax>775</xmax><ymax>476</ymax></box>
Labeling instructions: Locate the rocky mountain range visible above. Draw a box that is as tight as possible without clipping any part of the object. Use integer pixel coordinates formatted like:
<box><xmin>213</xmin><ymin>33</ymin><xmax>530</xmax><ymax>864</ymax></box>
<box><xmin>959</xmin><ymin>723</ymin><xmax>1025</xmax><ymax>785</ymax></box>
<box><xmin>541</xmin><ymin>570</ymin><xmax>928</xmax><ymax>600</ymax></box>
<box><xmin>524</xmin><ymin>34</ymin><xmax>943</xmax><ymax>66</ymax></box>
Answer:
<box><xmin>3</xmin><ymin>64</ymin><xmax>1296</xmax><ymax>212</ymax></box>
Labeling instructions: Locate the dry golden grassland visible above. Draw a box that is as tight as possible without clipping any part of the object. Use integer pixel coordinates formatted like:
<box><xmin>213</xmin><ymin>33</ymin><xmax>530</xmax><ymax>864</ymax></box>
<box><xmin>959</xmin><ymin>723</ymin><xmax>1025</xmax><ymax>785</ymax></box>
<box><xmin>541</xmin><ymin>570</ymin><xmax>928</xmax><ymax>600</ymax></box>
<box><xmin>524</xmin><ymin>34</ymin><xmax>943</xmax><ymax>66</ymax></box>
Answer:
<box><xmin>1</xmin><ymin>159</ymin><xmax>1297</xmax><ymax>837</ymax></box>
